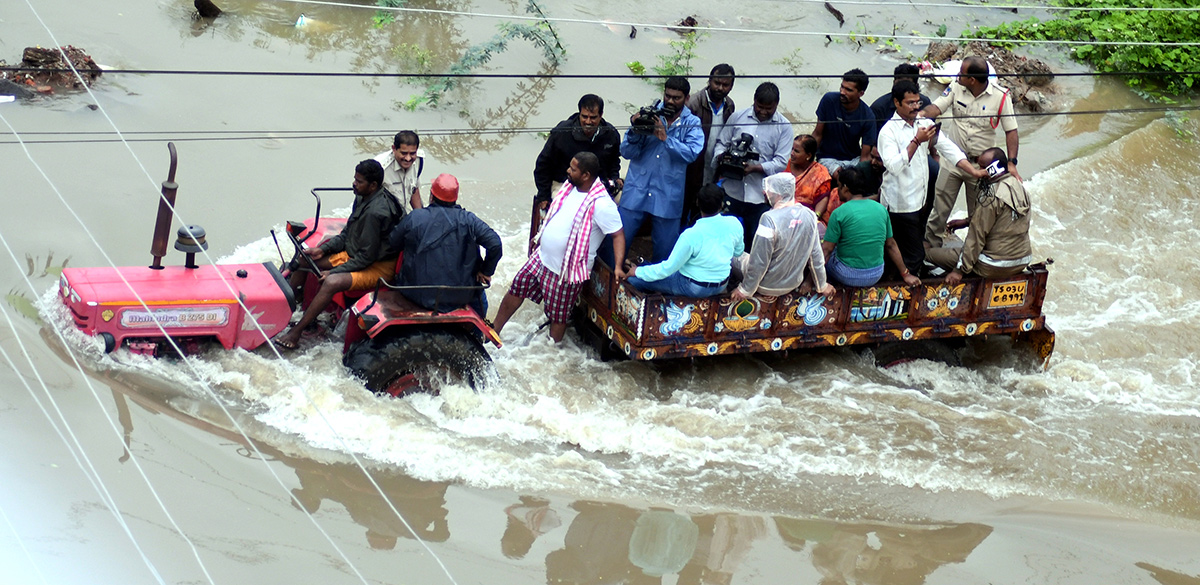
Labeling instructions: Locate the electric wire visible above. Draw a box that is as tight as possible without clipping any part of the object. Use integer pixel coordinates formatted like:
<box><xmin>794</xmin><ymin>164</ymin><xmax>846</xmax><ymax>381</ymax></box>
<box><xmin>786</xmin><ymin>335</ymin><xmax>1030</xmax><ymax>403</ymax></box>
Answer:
<box><xmin>2</xmin><ymin>1</ymin><xmax>1190</xmax><ymax>575</ymax></box>
<box><xmin>0</xmin><ymin>216</ymin><xmax>171</xmax><ymax>585</ymax></box>
<box><xmin>18</xmin><ymin>3</ymin><xmax>464</xmax><ymax>583</ymax></box>
<box><xmin>766</xmin><ymin>0</ymin><xmax>1200</xmax><ymax>11</ymax></box>
<box><xmin>0</xmin><ymin>476</ymin><xmax>52</xmax><ymax>585</ymax></box>
<box><xmin>269</xmin><ymin>0</ymin><xmax>1200</xmax><ymax>46</ymax></box>
<box><xmin>2</xmin><ymin>104</ymin><xmax>1195</xmax><ymax>145</ymax></box>
<box><xmin>2</xmin><ymin>68</ymin><xmax>1198</xmax><ymax>79</ymax></box>
<box><xmin>0</xmin><ymin>120</ymin><xmax>213</xmax><ymax>585</ymax></box>
<box><xmin>0</xmin><ymin>107</ymin><xmax>376</xmax><ymax>585</ymax></box>
<box><xmin>12</xmin><ymin>4</ymin><xmax>376</xmax><ymax>584</ymax></box>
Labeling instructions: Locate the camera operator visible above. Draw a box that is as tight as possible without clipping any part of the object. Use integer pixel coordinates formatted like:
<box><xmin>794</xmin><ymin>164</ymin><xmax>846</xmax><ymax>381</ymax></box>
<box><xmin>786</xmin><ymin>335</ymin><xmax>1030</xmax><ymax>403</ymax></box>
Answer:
<box><xmin>712</xmin><ymin>82</ymin><xmax>794</xmax><ymax>252</ymax></box>
<box><xmin>616</xmin><ymin>76</ymin><xmax>705</xmax><ymax>263</ymax></box>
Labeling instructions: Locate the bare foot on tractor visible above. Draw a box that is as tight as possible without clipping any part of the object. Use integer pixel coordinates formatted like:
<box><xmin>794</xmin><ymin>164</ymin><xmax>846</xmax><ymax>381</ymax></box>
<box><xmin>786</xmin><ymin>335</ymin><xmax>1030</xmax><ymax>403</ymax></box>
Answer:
<box><xmin>273</xmin><ymin>329</ymin><xmax>301</xmax><ymax>351</ymax></box>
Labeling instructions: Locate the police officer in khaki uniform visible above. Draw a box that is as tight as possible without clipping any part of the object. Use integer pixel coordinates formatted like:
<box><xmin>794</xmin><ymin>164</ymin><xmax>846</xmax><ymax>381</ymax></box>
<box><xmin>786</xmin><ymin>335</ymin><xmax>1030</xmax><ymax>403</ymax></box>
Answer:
<box><xmin>920</xmin><ymin>56</ymin><xmax>1019</xmax><ymax>248</ymax></box>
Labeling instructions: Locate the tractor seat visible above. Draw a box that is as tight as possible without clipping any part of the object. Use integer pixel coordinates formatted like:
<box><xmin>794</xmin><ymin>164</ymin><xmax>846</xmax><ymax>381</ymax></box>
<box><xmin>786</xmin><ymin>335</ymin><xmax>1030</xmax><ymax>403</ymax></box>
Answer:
<box><xmin>330</xmin><ymin>252</ymin><xmax>404</xmax><ymax>308</ymax></box>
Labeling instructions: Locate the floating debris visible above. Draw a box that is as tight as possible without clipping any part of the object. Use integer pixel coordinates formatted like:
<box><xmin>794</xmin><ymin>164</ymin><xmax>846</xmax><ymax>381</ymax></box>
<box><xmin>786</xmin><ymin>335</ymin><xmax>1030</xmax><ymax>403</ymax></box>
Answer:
<box><xmin>0</xmin><ymin>46</ymin><xmax>101</xmax><ymax>94</ymax></box>
<box><xmin>668</xmin><ymin>15</ymin><xmax>698</xmax><ymax>36</ymax></box>
<box><xmin>924</xmin><ymin>41</ymin><xmax>1058</xmax><ymax>112</ymax></box>
<box><xmin>824</xmin><ymin>2</ymin><xmax>845</xmax><ymax>27</ymax></box>
<box><xmin>195</xmin><ymin>0</ymin><xmax>222</xmax><ymax>18</ymax></box>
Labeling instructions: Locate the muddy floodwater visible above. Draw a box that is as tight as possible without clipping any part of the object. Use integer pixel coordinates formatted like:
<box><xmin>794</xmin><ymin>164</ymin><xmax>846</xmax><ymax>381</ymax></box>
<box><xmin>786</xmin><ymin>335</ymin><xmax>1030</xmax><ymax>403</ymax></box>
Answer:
<box><xmin>2</xmin><ymin>0</ymin><xmax>1200</xmax><ymax>584</ymax></box>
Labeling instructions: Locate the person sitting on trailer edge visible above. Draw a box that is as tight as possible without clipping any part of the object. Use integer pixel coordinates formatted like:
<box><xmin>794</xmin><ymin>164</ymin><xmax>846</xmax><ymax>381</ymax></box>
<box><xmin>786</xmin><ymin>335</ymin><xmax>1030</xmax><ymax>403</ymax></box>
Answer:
<box><xmin>493</xmin><ymin>152</ymin><xmax>626</xmax><ymax>343</ymax></box>
<box><xmin>623</xmin><ymin>183</ymin><xmax>743</xmax><ymax>298</ymax></box>
<box><xmin>388</xmin><ymin>173</ymin><xmax>502</xmax><ymax>317</ymax></box>
<box><xmin>275</xmin><ymin>159</ymin><xmax>403</xmax><ymax>350</ymax></box>
<box><xmin>822</xmin><ymin>165</ymin><xmax>920</xmax><ymax>288</ymax></box>
<box><xmin>926</xmin><ymin>148</ymin><xmax>1032</xmax><ymax>284</ymax></box>
<box><xmin>731</xmin><ymin>172</ymin><xmax>834</xmax><ymax>302</ymax></box>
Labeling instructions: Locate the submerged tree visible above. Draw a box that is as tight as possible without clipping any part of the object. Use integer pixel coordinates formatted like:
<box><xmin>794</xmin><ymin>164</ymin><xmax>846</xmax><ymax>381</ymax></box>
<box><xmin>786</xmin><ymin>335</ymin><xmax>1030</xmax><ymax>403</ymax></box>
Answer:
<box><xmin>400</xmin><ymin>0</ymin><xmax>566</xmax><ymax>110</ymax></box>
<box><xmin>972</xmin><ymin>0</ymin><xmax>1200</xmax><ymax>96</ymax></box>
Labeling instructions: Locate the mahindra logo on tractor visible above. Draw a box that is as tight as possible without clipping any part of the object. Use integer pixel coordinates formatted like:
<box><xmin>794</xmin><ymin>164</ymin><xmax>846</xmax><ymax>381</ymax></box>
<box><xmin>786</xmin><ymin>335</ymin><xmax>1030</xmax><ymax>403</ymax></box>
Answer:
<box><xmin>241</xmin><ymin>309</ymin><xmax>272</xmax><ymax>332</ymax></box>
<box><xmin>120</xmin><ymin>307</ymin><xmax>230</xmax><ymax>329</ymax></box>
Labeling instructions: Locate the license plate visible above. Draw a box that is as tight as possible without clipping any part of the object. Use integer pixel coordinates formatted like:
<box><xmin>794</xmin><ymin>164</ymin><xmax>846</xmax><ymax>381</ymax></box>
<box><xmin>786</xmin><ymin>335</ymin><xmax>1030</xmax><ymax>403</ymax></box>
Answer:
<box><xmin>988</xmin><ymin>281</ymin><xmax>1026</xmax><ymax>308</ymax></box>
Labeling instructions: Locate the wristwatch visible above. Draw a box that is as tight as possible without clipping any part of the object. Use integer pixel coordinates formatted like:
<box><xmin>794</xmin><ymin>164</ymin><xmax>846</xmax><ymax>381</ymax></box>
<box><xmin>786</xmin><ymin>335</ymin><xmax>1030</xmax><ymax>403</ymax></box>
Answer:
<box><xmin>1009</xmin><ymin>157</ymin><xmax>1018</xmax><ymax>165</ymax></box>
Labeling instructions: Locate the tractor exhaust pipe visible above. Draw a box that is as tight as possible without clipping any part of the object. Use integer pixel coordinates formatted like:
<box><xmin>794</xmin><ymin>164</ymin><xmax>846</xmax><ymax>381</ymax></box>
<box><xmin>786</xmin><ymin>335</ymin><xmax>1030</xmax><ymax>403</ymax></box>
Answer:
<box><xmin>149</xmin><ymin>142</ymin><xmax>179</xmax><ymax>270</ymax></box>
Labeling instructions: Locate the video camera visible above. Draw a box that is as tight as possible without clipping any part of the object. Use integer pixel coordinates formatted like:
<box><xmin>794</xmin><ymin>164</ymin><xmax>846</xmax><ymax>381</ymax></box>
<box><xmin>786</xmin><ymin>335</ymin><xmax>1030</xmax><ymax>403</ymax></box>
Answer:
<box><xmin>630</xmin><ymin>102</ymin><xmax>676</xmax><ymax>134</ymax></box>
<box><xmin>715</xmin><ymin>133</ymin><xmax>761</xmax><ymax>180</ymax></box>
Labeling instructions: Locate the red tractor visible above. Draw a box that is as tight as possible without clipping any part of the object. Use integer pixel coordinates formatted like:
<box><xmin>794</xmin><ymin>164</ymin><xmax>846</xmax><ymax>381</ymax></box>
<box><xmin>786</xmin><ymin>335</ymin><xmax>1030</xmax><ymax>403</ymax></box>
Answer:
<box><xmin>58</xmin><ymin>144</ymin><xmax>500</xmax><ymax>397</ymax></box>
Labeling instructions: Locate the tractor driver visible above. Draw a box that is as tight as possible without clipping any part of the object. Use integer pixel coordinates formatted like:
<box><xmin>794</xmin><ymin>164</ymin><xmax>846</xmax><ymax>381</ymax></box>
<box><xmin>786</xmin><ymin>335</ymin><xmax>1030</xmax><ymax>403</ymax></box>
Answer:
<box><xmin>275</xmin><ymin>159</ymin><xmax>403</xmax><ymax>350</ymax></box>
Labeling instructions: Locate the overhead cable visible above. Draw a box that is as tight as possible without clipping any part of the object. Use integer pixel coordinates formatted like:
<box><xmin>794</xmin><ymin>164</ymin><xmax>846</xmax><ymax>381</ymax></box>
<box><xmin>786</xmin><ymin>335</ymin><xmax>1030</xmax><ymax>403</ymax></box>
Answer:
<box><xmin>3</xmin><ymin>67</ymin><xmax>1198</xmax><ymax>80</ymax></box>
<box><xmin>267</xmin><ymin>0</ymin><xmax>1200</xmax><ymax>46</ymax></box>
<box><xmin>16</xmin><ymin>4</ymin><xmax>466</xmax><ymax>584</ymax></box>
<box><xmin>0</xmin><ymin>187</ymin><xmax>172</xmax><ymax>585</ymax></box>
<box><xmin>1</xmin><ymin>104</ymin><xmax>373</xmax><ymax>585</ymax></box>
<box><xmin>2</xmin><ymin>104</ymin><xmax>1195</xmax><ymax>146</ymax></box>
<box><xmin>770</xmin><ymin>0</ymin><xmax>1200</xmax><ymax>11</ymax></box>
<box><xmin>13</xmin><ymin>4</ymin><xmax>397</xmax><ymax>585</ymax></box>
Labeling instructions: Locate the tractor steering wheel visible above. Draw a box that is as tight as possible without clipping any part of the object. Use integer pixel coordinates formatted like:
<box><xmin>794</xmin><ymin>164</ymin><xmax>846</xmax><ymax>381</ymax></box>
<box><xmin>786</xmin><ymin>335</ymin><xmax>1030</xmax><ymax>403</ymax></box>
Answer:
<box><xmin>286</xmin><ymin>230</ymin><xmax>324</xmax><ymax>278</ymax></box>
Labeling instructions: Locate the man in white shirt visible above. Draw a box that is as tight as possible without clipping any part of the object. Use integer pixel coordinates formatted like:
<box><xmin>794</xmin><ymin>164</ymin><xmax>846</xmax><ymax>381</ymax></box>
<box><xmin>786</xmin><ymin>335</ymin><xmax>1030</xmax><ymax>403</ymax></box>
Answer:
<box><xmin>374</xmin><ymin>130</ymin><xmax>424</xmax><ymax>214</ymax></box>
<box><xmin>878</xmin><ymin>80</ymin><xmax>985</xmax><ymax>276</ymax></box>
<box><xmin>493</xmin><ymin>152</ymin><xmax>626</xmax><ymax>343</ymax></box>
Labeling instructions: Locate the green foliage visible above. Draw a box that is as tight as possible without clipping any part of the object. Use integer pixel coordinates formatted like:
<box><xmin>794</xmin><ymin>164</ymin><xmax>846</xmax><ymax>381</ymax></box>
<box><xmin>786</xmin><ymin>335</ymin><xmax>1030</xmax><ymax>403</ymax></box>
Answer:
<box><xmin>655</xmin><ymin>32</ymin><xmax>704</xmax><ymax>77</ymax></box>
<box><xmin>400</xmin><ymin>0</ymin><xmax>566</xmax><ymax>110</ymax></box>
<box><xmin>1165</xmin><ymin>110</ymin><xmax>1196</xmax><ymax>140</ymax></box>
<box><xmin>936</xmin><ymin>23</ymin><xmax>948</xmax><ymax>37</ymax></box>
<box><xmin>393</xmin><ymin>43</ymin><xmax>433</xmax><ymax>74</ymax></box>
<box><xmin>771</xmin><ymin>48</ymin><xmax>805</xmax><ymax>74</ymax></box>
<box><xmin>372</xmin><ymin>0</ymin><xmax>405</xmax><ymax>28</ymax></box>
<box><xmin>627</xmin><ymin>31</ymin><xmax>706</xmax><ymax>86</ymax></box>
<box><xmin>847</xmin><ymin>22</ymin><xmax>879</xmax><ymax>45</ymax></box>
<box><xmin>971</xmin><ymin>0</ymin><xmax>1200</xmax><ymax>96</ymax></box>
<box><xmin>4</xmin><ymin>291</ymin><xmax>43</xmax><ymax>324</ymax></box>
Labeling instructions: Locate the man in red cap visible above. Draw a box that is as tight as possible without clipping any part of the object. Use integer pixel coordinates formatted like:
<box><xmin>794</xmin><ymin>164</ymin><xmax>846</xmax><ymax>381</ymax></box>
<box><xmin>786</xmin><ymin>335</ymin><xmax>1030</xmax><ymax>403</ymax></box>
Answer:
<box><xmin>493</xmin><ymin>152</ymin><xmax>626</xmax><ymax>343</ymax></box>
<box><xmin>388</xmin><ymin>173</ymin><xmax>502</xmax><ymax>316</ymax></box>
<box><xmin>276</xmin><ymin>159</ymin><xmax>403</xmax><ymax>349</ymax></box>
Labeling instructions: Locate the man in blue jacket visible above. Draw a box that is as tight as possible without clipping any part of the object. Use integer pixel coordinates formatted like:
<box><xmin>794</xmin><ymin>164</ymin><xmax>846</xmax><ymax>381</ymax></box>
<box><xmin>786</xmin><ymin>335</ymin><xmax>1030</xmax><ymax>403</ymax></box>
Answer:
<box><xmin>618</xmin><ymin>76</ymin><xmax>706</xmax><ymax>263</ymax></box>
<box><xmin>388</xmin><ymin>173</ymin><xmax>502</xmax><ymax>317</ymax></box>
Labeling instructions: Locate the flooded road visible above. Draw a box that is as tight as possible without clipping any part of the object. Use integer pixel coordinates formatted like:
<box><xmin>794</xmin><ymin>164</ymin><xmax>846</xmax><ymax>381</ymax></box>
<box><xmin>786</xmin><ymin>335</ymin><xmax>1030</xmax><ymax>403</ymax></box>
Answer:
<box><xmin>3</xmin><ymin>0</ymin><xmax>1200</xmax><ymax>583</ymax></box>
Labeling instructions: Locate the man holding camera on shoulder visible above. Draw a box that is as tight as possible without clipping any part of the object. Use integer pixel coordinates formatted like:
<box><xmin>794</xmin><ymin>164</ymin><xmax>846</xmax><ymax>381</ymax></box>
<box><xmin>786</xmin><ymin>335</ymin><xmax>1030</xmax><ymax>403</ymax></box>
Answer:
<box><xmin>712</xmin><ymin>82</ymin><xmax>793</xmax><ymax>252</ymax></box>
<box><xmin>617</xmin><ymin>76</ymin><xmax>705</xmax><ymax>263</ymax></box>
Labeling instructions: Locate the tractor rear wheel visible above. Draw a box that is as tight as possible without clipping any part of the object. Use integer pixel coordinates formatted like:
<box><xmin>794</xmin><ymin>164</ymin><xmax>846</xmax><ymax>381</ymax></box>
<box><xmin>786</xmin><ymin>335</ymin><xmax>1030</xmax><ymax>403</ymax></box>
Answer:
<box><xmin>872</xmin><ymin>340</ymin><xmax>962</xmax><ymax>368</ymax></box>
<box><xmin>343</xmin><ymin>328</ymin><xmax>494</xmax><ymax>397</ymax></box>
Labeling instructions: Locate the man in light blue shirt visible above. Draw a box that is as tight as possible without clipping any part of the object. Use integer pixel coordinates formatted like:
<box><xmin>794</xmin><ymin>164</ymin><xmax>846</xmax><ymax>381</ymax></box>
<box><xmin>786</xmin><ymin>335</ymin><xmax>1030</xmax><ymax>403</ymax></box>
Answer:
<box><xmin>618</xmin><ymin>76</ymin><xmax>706</xmax><ymax>263</ymax></box>
<box><xmin>624</xmin><ymin>184</ymin><xmax>744</xmax><ymax>297</ymax></box>
<box><xmin>713</xmin><ymin>82</ymin><xmax>794</xmax><ymax>252</ymax></box>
